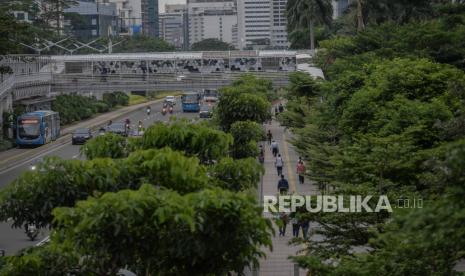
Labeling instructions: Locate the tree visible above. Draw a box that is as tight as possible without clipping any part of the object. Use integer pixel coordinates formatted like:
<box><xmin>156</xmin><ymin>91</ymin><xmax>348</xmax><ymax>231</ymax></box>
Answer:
<box><xmin>229</xmin><ymin>120</ymin><xmax>265</xmax><ymax>159</ymax></box>
<box><xmin>286</xmin><ymin>0</ymin><xmax>333</xmax><ymax>50</ymax></box>
<box><xmin>80</xmin><ymin>133</ymin><xmax>128</xmax><ymax>159</ymax></box>
<box><xmin>0</xmin><ymin>148</ymin><xmax>212</xmax><ymax>229</ymax></box>
<box><xmin>139</xmin><ymin>120</ymin><xmax>233</xmax><ymax>163</ymax></box>
<box><xmin>209</xmin><ymin>157</ymin><xmax>264</xmax><ymax>191</ymax></box>
<box><xmin>191</xmin><ymin>38</ymin><xmax>235</xmax><ymax>51</ymax></box>
<box><xmin>114</xmin><ymin>35</ymin><xmax>175</xmax><ymax>53</ymax></box>
<box><xmin>40</xmin><ymin>0</ymin><xmax>78</xmax><ymax>34</ymax></box>
<box><xmin>216</xmin><ymin>89</ymin><xmax>271</xmax><ymax>131</ymax></box>
<box><xmin>44</xmin><ymin>185</ymin><xmax>272</xmax><ymax>275</ymax></box>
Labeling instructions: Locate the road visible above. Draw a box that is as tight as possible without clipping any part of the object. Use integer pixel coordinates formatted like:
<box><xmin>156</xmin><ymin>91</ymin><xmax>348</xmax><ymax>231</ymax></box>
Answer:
<box><xmin>0</xmin><ymin>98</ymin><xmax>200</xmax><ymax>255</ymax></box>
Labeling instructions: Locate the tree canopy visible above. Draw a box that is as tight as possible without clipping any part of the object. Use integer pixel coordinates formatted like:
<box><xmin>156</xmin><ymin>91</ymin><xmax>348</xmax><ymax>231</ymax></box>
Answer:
<box><xmin>191</xmin><ymin>38</ymin><xmax>235</xmax><ymax>51</ymax></box>
<box><xmin>280</xmin><ymin>3</ymin><xmax>465</xmax><ymax>274</ymax></box>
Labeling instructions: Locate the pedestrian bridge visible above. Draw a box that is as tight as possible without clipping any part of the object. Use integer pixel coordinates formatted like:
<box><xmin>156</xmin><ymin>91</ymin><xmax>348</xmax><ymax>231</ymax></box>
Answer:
<box><xmin>0</xmin><ymin>50</ymin><xmax>315</xmax><ymax>124</ymax></box>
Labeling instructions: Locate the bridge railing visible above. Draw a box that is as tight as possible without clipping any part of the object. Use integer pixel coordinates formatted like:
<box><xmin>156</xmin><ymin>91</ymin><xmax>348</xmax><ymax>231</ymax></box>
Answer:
<box><xmin>0</xmin><ymin>75</ymin><xmax>15</xmax><ymax>99</ymax></box>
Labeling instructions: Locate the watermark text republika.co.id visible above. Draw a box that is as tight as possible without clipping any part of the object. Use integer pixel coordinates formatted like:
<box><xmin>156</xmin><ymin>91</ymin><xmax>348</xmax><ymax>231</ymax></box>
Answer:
<box><xmin>263</xmin><ymin>195</ymin><xmax>423</xmax><ymax>213</ymax></box>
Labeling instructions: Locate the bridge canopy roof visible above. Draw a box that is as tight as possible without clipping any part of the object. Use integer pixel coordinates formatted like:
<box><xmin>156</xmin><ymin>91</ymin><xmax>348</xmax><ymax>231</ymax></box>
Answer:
<box><xmin>51</xmin><ymin>50</ymin><xmax>298</xmax><ymax>62</ymax></box>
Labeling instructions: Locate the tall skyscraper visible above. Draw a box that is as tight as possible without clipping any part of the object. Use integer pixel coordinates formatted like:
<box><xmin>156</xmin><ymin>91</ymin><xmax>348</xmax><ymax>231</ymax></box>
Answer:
<box><xmin>187</xmin><ymin>0</ymin><xmax>237</xmax><ymax>48</ymax></box>
<box><xmin>142</xmin><ymin>0</ymin><xmax>159</xmax><ymax>36</ymax></box>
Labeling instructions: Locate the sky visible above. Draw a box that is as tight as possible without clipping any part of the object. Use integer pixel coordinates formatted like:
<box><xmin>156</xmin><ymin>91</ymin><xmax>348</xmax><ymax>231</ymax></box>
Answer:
<box><xmin>159</xmin><ymin>0</ymin><xmax>186</xmax><ymax>13</ymax></box>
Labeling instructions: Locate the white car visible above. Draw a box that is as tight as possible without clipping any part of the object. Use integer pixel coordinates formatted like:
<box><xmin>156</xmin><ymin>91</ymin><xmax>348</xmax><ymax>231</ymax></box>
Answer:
<box><xmin>165</xmin><ymin>95</ymin><xmax>176</xmax><ymax>105</ymax></box>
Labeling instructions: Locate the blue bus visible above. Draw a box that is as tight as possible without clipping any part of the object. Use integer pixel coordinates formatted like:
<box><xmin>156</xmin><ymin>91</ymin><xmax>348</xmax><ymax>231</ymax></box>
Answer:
<box><xmin>16</xmin><ymin>110</ymin><xmax>60</xmax><ymax>146</ymax></box>
<box><xmin>181</xmin><ymin>92</ymin><xmax>201</xmax><ymax>112</ymax></box>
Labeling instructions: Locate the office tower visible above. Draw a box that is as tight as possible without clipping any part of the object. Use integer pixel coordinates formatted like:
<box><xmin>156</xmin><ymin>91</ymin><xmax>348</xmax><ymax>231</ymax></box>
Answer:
<box><xmin>237</xmin><ymin>0</ymin><xmax>272</xmax><ymax>49</ymax></box>
<box><xmin>187</xmin><ymin>0</ymin><xmax>237</xmax><ymax>47</ymax></box>
<box><xmin>141</xmin><ymin>0</ymin><xmax>159</xmax><ymax>37</ymax></box>
<box><xmin>159</xmin><ymin>4</ymin><xmax>187</xmax><ymax>49</ymax></box>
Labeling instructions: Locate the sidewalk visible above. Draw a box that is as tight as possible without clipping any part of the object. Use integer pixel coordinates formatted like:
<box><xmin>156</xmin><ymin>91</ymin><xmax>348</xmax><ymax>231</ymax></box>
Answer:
<box><xmin>258</xmin><ymin>120</ymin><xmax>317</xmax><ymax>276</ymax></box>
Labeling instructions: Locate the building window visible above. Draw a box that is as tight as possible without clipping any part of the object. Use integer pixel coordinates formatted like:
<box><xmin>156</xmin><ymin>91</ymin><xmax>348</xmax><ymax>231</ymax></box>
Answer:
<box><xmin>92</xmin><ymin>18</ymin><xmax>97</xmax><ymax>25</ymax></box>
<box><xmin>92</xmin><ymin>29</ymin><xmax>97</xmax><ymax>36</ymax></box>
<box><xmin>16</xmin><ymin>13</ymin><xmax>25</xmax><ymax>20</ymax></box>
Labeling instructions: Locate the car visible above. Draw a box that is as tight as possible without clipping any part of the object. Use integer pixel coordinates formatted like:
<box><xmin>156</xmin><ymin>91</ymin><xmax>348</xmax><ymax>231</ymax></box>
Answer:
<box><xmin>128</xmin><ymin>129</ymin><xmax>144</xmax><ymax>137</ymax></box>
<box><xmin>72</xmin><ymin>128</ymin><xmax>92</xmax><ymax>145</ymax></box>
<box><xmin>106</xmin><ymin>123</ymin><xmax>128</xmax><ymax>136</ymax></box>
<box><xmin>164</xmin><ymin>95</ymin><xmax>176</xmax><ymax>105</ymax></box>
<box><xmin>199</xmin><ymin>104</ymin><xmax>213</xmax><ymax>118</ymax></box>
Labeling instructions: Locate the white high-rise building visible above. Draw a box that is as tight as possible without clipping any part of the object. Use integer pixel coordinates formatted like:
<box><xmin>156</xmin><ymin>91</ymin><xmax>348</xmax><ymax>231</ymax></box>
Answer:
<box><xmin>159</xmin><ymin>4</ymin><xmax>187</xmax><ymax>49</ymax></box>
<box><xmin>187</xmin><ymin>0</ymin><xmax>237</xmax><ymax>47</ymax></box>
<box><xmin>237</xmin><ymin>0</ymin><xmax>272</xmax><ymax>49</ymax></box>
<box><xmin>108</xmin><ymin>0</ymin><xmax>143</xmax><ymax>35</ymax></box>
<box><xmin>270</xmin><ymin>0</ymin><xmax>289</xmax><ymax>49</ymax></box>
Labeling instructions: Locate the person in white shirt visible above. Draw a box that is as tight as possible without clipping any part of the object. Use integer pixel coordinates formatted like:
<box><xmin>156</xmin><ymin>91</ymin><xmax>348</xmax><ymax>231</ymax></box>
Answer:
<box><xmin>275</xmin><ymin>154</ymin><xmax>284</xmax><ymax>176</ymax></box>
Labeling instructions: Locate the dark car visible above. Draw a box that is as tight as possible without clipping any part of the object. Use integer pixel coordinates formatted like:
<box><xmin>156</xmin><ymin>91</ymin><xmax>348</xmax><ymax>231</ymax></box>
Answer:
<box><xmin>199</xmin><ymin>104</ymin><xmax>213</xmax><ymax>118</ymax></box>
<box><xmin>106</xmin><ymin>123</ymin><xmax>128</xmax><ymax>136</ymax></box>
<box><xmin>72</xmin><ymin>128</ymin><xmax>92</xmax><ymax>145</ymax></box>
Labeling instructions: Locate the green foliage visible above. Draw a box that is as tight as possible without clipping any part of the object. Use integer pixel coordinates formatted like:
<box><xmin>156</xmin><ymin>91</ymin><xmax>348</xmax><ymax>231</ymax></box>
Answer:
<box><xmin>216</xmin><ymin>89</ymin><xmax>271</xmax><ymax>131</ymax></box>
<box><xmin>209</xmin><ymin>157</ymin><xmax>264</xmax><ymax>191</ymax></box>
<box><xmin>140</xmin><ymin>120</ymin><xmax>233</xmax><ymax>163</ymax></box>
<box><xmin>0</xmin><ymin>157</ymin><xmax>123</xmax><ymax>229</ymax></box>
<box><xmin>123</xmin><ymin>148</ymin><xmax>210</xmax><ymax>194</ymax></box>
<box><xmin>0</xmin><ymin>244</ymin><xmax>81</xmax><ymax>276</ymax></box>
<box><xmin>48</xmin><ymin>185</ymin><xmax>272</xmax><ymax>275</ymax></box>
<box><xmin>190</xmin><ymin>38</ymin><xmax>235</xmax><ymax>51</ymax></box>
<box><xmin>113</xmin><ymin>35</ymin><xmax>175</xmax><ymax>53</ymax></box>
<box><xmin>0</xmin><ymin>148</ymin><xmax>211</xmax><ymax>228</ymax></box>
<box><xmin>102</xmin><ymin>91</ymin><xmax>129</xmax><ymax>108</ymax></box>
<box><xmin>80</xmin><ymin>133</ymin><xmax>128</xmax><ymax>159</ymax></box>
<box><xmin>282</xmin><ymin>15</ymin><xmax>465</xmax><ymax>271</ymax></box>
<box><xmin>230</xmin><ymin>120</ymin><xmax>264</xmax><ymax>159</ymax></box>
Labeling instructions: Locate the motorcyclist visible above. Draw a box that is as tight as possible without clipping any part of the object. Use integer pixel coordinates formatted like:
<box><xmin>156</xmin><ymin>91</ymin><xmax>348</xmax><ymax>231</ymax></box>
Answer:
<box><xmin>168</xmin><ymin>104</ymin><xmax>173</xmax><ymax>114</ymax></box>
<box><xmin>107</xmin><ymin>120</ymin><xmax>113</xmax><ymax>126</ymax></box>
<box><xmin>138</xmin><ymin>121</ymin><xmax>143</xmax><ymax>131</ymax></box>
<box><xmin>162</xmin><ymin>103</ymin><xmax>167</xmax><ymax>115</ymax></box>
<box><xmin>146</xmin><ymin>106</ymin><xmax>151</xmax><ymax>116</ymax></box>
<box><xmin>125</xmin><ymin>118</ymin><xmax>130</xmax><ymax>131</ymax></box>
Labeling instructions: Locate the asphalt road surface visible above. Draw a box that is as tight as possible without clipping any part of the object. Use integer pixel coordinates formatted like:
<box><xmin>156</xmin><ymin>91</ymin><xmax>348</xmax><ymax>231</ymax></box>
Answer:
<box><xmin>0</xmin><ymin>98</ymin><xmax>201</xmax><ymax>255</ymax></box>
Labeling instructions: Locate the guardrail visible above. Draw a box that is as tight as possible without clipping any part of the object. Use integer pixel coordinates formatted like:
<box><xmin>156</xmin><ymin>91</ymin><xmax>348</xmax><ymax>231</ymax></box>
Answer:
<box><xmin>51</xmin><ymin>72</ymin><xmax>290</xmax><ymax>92</ymax></box>
<box><xmin>0</xmin><ymin>74</ymin><xmax>15</xmax><ymax>99</ymax></box>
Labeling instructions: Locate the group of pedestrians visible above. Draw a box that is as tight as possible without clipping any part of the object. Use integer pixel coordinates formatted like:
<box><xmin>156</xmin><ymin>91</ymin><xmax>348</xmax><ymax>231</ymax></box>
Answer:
<box><xmin>266</xmin><ymin>102</ymin><xmax>312</xmax><ymax>239</ymax></box>
<box><xmin>266</xmin><ymin>129</ymin><xmax>307</xmax><ymax>193</ymax></box>
<box><xmin>276</xmin><ymin>212</ymin><xmax>310</xmax><ymax>239</ymax></box>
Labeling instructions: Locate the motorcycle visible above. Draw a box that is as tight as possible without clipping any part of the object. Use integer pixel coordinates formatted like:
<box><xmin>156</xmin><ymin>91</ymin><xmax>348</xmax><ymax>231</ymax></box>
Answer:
<box><xmin>24</xmin><ymin>224</ymin><xmax>39</xmax><ymax>241</ymax></box>
<box><xmin>169</xmin><ymin>106</ymin><xmax>173</xmax><ymax>114</ymax></box>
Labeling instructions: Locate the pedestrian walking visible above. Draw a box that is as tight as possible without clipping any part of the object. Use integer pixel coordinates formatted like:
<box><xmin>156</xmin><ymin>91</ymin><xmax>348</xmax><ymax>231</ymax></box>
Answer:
<box><xmin>278</xmin><ymin>103</ymin><xmax>284</xmax><ymax>113</ymax></box>
<box><xmin>271</xmin><ymin>140</ymin><xmax>279</xmax><ymax>157</ymax></box>
<box><xmin>258</xmin><ymin>145</ymin><xmax>265</xmax><ymax>164</ymax></box>
<box><xmin>275</xmin><ymin>154</ymin><xmax>284</xmax><ymax>176</ymax></box>
<box><xmin>296</xmin><ymin>158</ymin><xmax>306</xmax><ymax>185</ymax></box>
<box><xmin>277</xmin><ymin>174</ymin><xmax>289</xmax><ymax>194</ymax></box>
<box><xmin>301</xmin><ymin>219</ymin><xmax>310</xmax><ymax>239</ymax></box>
<box><xmin>274</xmin><ymin>106</ymin><xmax>279</xmax><ymax>116</ymax></box>
<box><xmin>278</xmin><ymin>212</ymin><xmax>289</xmax><ymax>237</ymax></box>
<box><xmin>291</xmin><ymin>216</ymin><xmax>300</xmax><ymax>238</ymax></box>
<box><xmin>267</xmin><ymin>130</ymin><xmax>273</xmax><ymax>145</ymax></box>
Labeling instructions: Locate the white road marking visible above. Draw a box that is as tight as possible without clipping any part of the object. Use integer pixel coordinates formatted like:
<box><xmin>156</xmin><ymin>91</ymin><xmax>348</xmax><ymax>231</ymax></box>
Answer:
<box><xmin>0</xmin><ymin>142</ymin><xmax>71</xmax><ymax>175</ymax></box>
<box><xmin>35</xmin><ymin>236</ymin><xmax>50</xmax><ymax>247</ymax></box>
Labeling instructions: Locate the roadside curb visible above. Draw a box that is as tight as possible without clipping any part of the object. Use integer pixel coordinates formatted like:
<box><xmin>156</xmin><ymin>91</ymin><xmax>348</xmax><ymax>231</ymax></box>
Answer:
<box><xmin>0</xmin><ymin>99</ymin><xmax>163</xmax><ymax>174</ymax></box>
